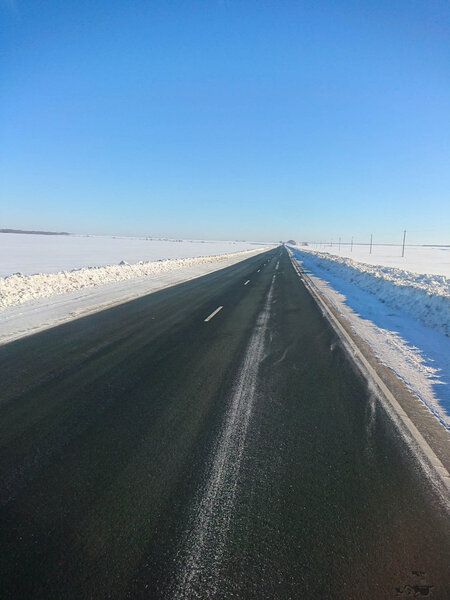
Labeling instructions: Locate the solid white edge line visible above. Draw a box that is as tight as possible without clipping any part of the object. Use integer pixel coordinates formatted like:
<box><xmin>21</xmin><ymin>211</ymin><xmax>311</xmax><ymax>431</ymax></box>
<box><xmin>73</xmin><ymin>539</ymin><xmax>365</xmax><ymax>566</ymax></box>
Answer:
<box><xmin>204</xmin><ymin>306</ymin><xmax>223</xmax><ymax>322</ymax></box>
<box><xmin>287</xmin><ymin>249</ymin><xmax>450</xmax><ymax>499</ymax></box>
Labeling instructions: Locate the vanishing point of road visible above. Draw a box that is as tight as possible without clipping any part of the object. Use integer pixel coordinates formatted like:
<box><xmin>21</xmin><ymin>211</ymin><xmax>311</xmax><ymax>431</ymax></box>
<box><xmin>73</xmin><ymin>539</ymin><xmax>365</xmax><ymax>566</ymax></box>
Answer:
<box><xmin>1</xmin><ymin>247</ymin><xmax>449</xmax><ymax>598</ymax></box>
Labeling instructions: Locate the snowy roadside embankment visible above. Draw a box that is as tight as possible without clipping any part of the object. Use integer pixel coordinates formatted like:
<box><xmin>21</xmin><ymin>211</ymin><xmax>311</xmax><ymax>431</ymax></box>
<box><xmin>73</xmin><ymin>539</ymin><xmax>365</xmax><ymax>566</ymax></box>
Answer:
<box><xmin>292</xmin><ymin>248</ymin><xmax>449</xmax><ymax>337</ymax></box>
<box><xmin>289</xmin><ymin>246</ymin><xmax>450</xmax><ymax>428</ymax></box>
<box><xmin>0</xmin><ymin>248</ymin><xmax>267</xmax><ymax>310</ymax></box>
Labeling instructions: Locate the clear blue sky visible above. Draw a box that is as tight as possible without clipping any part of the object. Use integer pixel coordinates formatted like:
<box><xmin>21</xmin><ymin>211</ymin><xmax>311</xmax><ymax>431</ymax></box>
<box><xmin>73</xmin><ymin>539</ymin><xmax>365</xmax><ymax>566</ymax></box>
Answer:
<box><xmin>1</xmin><ymin>0</ymin><xmax>449</xmax><ymax>243</ymax></box>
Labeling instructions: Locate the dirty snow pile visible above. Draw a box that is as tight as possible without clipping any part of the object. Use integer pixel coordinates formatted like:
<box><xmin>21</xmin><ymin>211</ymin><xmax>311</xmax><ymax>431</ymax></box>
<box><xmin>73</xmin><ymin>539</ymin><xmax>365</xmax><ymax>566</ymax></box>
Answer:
<box><xmin>292</xmin><ymin>249</ymin><xmax>449</xmax><ymax>337</ymax></box>
<box><xmin>0</xmin><ymin>248</ymin><xmax>265</xmax><ymax>309</ymax></box>
<box><xmin>289</xmin><ymin>246</ymin><xmax>450</xmax><ymax>427</ymax></box>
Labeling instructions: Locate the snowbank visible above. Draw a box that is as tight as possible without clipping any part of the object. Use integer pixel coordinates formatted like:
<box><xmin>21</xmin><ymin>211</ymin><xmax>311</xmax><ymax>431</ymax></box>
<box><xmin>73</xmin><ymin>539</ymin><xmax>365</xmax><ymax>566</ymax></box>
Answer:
<box><xmin>0</xmin><ymin>233</ymin><xmax>269</xmax><ymax>277</ymax></box>
<box><xmin>1</xmin><ymin>248</ymin><xmax>270</xmax><ymax>346</ymax></box>
<box><xmin>0</xmin><ymin>248</ymin><xmax>267</xmax><ymax>310</ymax></box>
<box><xmin>291</xmin><ymin>248</ymin><xmax>449</xmax><ymax>337</ymax></box>
<box><xmin>290</xmin><ymin>247</ymin><xmax>450</xmax><ymax>427</ymax></box>
<box><xmin>301</xmin><ymin>243</ymin><xmax>450</xmax><ymax>277</ymax></box>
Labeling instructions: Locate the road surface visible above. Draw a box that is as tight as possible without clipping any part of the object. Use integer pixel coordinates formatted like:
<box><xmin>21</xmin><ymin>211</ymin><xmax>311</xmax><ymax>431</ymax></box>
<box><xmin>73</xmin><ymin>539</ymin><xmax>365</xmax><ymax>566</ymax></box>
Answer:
<box><xmin>1</xmin><ymin>247</ymin><xmax>449</xmax><ymax>598</ymax></box>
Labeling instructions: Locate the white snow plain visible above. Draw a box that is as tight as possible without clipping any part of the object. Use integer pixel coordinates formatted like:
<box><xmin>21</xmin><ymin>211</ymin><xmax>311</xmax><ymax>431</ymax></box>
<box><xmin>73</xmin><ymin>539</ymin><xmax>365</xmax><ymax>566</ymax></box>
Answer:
<box><xmin>291</xmin><ymin>247</ymin><xmax>449</xmax><ymax>336</ymax></box>
<box><xmin>0</xmin><ymin>234</ymin><xmax>271</xmax><ymax>344</ymax></box>
<box><xmin>0</xmin><ymin>247</ymin><xmax>269</xmax><ymax>309</ymax></box>
<box><xmin>289</xmin><ymin>246</ymin><xmax>450</xmax><ymax>429</ymax></box>
<box><xmin>0</xmin><ymin>248</ymin><xmax>269</xmax><ymax>345</ymax></box>
<box><xmin>0</xmin><ymin>233</ymin><xmax>267</xmax><ymax>276</ymax></box>
<box><xmin>304</xmin><ymin>242</ymin><xmax>450</xmax><ymax>277</ymax></box>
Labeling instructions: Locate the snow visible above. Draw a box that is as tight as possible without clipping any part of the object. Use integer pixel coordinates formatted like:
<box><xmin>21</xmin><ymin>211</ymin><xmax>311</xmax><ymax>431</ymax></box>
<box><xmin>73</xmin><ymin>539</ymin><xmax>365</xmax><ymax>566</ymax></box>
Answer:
<box><xmin>289</xmin><ymin>246</ymin><xmax>450</xmax><ymax>429</ymax></box>
<box><xmin>0</xmin><ymin>246</ymin><xmax>269</xmax><ymax>310</ymax></box>
<box><xmin>0</xmin><ymin>247</ymin><xmax>269</xmax><ymax>345</ymax></box>
<box><xmin>303</xmin><ymin>243</ymin><xmax>450</xmax><ymax>277</ymax></box>
<box><xmin>0</xmin><ymin>233</ymin><xmax>270</xmax><ymax>343</ymax></box>
<box><xmin>290</xmin><ymin>248</ymin><xmax>449</xmax><ymax>337</ymax></box>
<box><xmin>0</xmin><ymin>233</ymin><xmax>267</xmax><ymax>277</ymax></box>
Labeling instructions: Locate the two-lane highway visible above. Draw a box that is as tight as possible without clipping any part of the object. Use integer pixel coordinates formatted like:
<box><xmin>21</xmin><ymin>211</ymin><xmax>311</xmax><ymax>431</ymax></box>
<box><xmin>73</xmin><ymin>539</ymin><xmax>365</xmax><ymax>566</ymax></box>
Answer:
<box><xmin>1</xmin><ymin>247</ymin><xmax>449</xmax><ymax>598</ymax></box>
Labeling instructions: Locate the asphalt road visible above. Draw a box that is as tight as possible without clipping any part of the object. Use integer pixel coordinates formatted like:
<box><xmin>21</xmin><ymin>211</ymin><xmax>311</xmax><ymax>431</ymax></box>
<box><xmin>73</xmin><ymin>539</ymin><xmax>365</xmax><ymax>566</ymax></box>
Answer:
<box><xmin>0</xmin><ymin>247</ymin><xmax>449</xmax><ymax>599</ymax></box>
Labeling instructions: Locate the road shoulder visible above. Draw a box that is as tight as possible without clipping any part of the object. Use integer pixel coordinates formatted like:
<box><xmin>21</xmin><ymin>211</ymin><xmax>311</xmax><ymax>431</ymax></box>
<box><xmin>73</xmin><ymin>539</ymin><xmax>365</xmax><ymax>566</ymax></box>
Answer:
<box><xmin>288</xmin><ymin>250</ymin><xmax>450</xmax><ymax>502</ymax></box>
<box><xmin>0</xmin><ymin>248</ymin><xmax>268</xmax><ymax>346</ymax></box>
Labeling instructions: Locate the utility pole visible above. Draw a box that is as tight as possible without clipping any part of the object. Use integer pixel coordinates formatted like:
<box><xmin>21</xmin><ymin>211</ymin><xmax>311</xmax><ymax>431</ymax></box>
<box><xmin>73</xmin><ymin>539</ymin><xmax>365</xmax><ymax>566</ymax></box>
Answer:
<box><xmin>401</xmin><ymin>229</ymin><xmax>406</xmax><ymax>257</ymax></box>
<box><xmin>370</xmin><ymin>234</ymin><xmax>373</xmax><ymax>254</ymax></box>
<box><xmin>338</xmin><ymin>237</ymin><xmax>341</xmax><ymax>252</ymax></box>
<box><xmin>351</xmin><ymin>236</ymin><xmax>353</xmax><ymax>252</ymax></box>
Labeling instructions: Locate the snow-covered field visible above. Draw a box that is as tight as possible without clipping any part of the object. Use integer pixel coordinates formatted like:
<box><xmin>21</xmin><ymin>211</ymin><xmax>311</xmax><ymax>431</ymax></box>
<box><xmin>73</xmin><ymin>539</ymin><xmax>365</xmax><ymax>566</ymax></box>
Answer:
<box><xmin>0</xmin><ymin>234</ymin><xmax>270</xmax><ymax>308</ymax></box>
<box><xmin>304</xmin><ymin>243</ymin><xmax>450</xmax><ymax>277</ymax></box>
<box><xmin>0</xmin><ymin>248</ymin><xmax>269</xmax><ymax>345</ymax></box>
<box><xmin>0</xmin><ymin>233</ymin><xmax>266</xmax><ymax>276</ymax></box>
<box><xmin>0</xmin><ymin>247</ymin><xmax>269</xmax><ymax>310</ymax></box>
<box><xmin>0</xmin><ymin>233</ymin><xmax>270</xmax><ymax>343</ymax></box>
<box><xmin>289</xmin><ymin>245</ymin><xmax>450</xmax><ymax>429</ymax></box>
<box><xmin>292</xmin><ymin>247</ymin><xmax>449</xmax><ymax>336</ymax></box>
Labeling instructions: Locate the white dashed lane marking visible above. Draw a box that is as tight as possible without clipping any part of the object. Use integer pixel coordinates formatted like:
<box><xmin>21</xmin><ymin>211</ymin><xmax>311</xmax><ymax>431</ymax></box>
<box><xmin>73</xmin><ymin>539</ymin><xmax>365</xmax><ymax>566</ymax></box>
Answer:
<box><xmin>204</xmin><ymin>306</ymin><xmax>223</xmax><ymax>322</ymax></box>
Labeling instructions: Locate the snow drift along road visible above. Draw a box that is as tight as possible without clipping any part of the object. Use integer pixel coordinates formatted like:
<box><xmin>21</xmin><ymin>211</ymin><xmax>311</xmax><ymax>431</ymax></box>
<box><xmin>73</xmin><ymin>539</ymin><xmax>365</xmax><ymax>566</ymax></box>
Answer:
<box><xmin>0</xmin><ymin>249</ymin><xmax>267</xmax><ymax>310</ymax></box>
<box><xmin>290</xmin><ymin>246</ymin><xmax>450</xmax><ymax>427</ymax></box>
<box><xmin>291</xmin><ymin>248</ymin><xmax>449</xmax><ymax>337</ymax></box>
